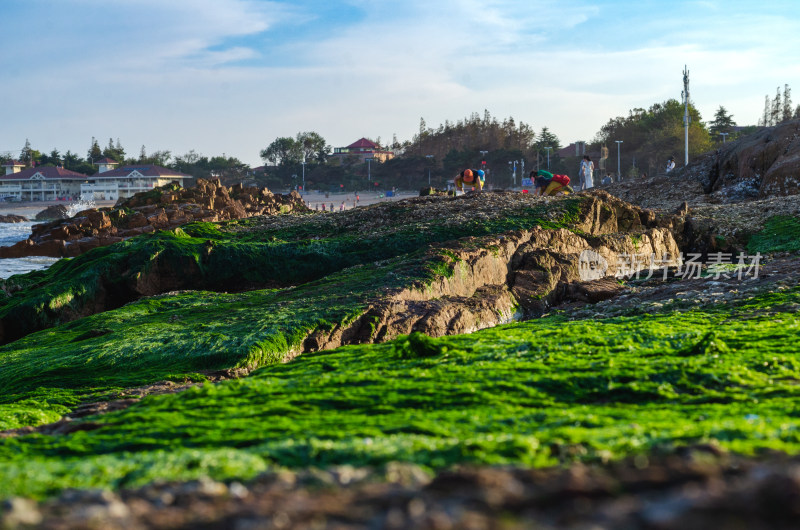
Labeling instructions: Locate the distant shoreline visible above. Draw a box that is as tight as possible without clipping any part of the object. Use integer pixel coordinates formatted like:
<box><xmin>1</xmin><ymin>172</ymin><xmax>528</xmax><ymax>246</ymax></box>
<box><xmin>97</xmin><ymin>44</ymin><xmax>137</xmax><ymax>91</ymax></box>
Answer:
<box><xmin>0</xmin><ymin>190</ymin><xmax>422</xmax><ymax>221</ymax></box>
<box><xmin>0</xmin><ymin>200</ymin><xmax>116</xmax><ymax>220</ymax></box>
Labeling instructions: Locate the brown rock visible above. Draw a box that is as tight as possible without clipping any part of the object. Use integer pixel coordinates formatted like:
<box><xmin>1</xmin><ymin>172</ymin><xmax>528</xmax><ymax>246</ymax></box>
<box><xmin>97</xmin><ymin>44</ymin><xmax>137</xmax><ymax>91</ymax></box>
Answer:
<box><xmin>0</xmin><ymin>214</ymin><xmax>28</xmax><ymax>223</ymax></box>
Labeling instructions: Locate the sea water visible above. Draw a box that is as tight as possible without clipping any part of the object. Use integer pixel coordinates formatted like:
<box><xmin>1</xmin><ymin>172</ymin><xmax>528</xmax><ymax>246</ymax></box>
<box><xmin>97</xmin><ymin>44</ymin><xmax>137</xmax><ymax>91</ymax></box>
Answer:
<box><xmin>0</xmin><ymin>222</ymin><xmax>61</xmax><ymax>279</ymax></box>
<box><xmin>0</xmin><ymin>199</ymin><xmax>96</xmax><ymax>279</ymax></box>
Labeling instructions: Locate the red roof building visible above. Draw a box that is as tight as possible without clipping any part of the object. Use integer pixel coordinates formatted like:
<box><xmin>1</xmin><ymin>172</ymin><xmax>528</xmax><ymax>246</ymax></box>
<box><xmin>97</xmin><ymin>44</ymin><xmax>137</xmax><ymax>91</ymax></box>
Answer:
<box><xmin>330</xmin><ymin>137</ymin><xmax>395</xmax><ymax>164</ymax></box>
<box><xmin>94</xmin><ymin>157</ymin><xmax>119</xmax><ymax>173</ymax></box>
<box><xmin>2</xmin><ymin>159</ymin><xmax>25</xmax><ymax>175</ymax></box>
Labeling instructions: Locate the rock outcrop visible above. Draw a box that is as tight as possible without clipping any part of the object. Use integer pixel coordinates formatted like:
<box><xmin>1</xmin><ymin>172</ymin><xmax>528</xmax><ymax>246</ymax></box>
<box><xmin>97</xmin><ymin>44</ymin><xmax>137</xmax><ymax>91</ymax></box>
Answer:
<box><xmin>302</xmin><ymin>198</ymin><xmax>681</xmax><ymax>352</ymax></box>
<box><xmin>34</xmin><ymin>205</ymin><xmax>70</xmax><ymax>221</ymax></box>
<box><xmin>0</xmin><ymin>179</ymin><xmax>308</xmax><ymax>259</ymax></box>
<box><xmin>0</xmin><ymin>214</ymin><xmax>28</xmax><ymax>223</ymax></box>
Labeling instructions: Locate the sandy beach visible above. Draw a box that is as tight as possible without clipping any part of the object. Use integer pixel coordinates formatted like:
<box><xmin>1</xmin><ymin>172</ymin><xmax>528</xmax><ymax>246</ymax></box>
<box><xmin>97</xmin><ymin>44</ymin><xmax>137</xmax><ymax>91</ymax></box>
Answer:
<box><xmin>297</xmin><ymin>190</ymin><xmax>418</xmax><ymax>212</ymax></box>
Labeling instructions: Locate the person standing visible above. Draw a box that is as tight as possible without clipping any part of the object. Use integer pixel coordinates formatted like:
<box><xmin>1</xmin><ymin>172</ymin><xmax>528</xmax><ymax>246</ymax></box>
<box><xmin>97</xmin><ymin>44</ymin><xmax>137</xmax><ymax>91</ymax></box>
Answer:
<box><xmin>665</xmin><ymin>156</ymin><xmax>676</xmax><ymax>173</ymax></box>
<box><xmin>579</xmin><ymin>155</ymin><xmax>594</xmax><ymax>189</ymax></box>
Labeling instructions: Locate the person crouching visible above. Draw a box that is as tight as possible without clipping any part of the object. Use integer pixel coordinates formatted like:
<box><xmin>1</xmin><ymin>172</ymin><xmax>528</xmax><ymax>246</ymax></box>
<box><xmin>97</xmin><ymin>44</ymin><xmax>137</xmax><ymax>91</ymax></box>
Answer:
<box><xmin>532</xmin><ymin>170</ymin><xmax>574</xmax><ymax>196</ymax></box>
<box><xmin>455</xmin><ymin>169</ymin><xmax>485</xmax><ymax>192</ymax></box>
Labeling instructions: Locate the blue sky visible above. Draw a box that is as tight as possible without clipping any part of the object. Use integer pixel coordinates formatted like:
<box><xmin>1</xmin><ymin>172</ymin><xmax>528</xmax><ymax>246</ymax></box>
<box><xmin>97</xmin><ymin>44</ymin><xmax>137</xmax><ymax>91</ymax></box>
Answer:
<box><xmin>1</xmin><ymin>0</ymin><xmax>799</xmax><ymax>166</ymax></box>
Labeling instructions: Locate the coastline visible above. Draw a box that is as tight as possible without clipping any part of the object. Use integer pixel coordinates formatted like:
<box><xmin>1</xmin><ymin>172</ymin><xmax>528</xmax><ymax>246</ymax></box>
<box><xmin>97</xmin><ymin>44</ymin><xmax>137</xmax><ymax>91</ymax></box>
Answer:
<box><xmin>0</xmin><ymin>191</ymin><xmax>420</xmax><ymax>220</ymax></box>
<box><xmin>0</xmin><ymin>199</ymin><xmax>116</xmax><ymax>220</ymax></box>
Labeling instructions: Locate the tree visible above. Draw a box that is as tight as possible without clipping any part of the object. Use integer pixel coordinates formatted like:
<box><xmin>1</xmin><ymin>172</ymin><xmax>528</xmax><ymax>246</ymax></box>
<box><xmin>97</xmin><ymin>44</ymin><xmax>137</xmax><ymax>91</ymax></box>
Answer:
<box><xmin>38</xmin><ymin>148</ymin><xmax>62</xmax><ymax>167</ymax></box>
<box><xmin>533</xmin><ymin>127</ymin><xmax>561</xmax><ymax>152</ymax></box>
<box><xmin>260</xmin><ymin>137</ymin><xmax>301</xmax><ymax>166</ymax></box>
<box><xmin>295</xmin><ymin>131</ymin><xmax>329</xmax><ymax>164</ymax></box>
<box><xmin>594</xmin><ymin>99</ymin><xmax>711</xmax><ymax>177</ymax></box>
<box><xmin>783</xmin><ymin>84</ymin><xmax>793</xmax><ymax>123</ymax></box>
<box><xmin>102</xmin><ymin>137</ymin><xmax>125</xmax><ymax>162</ymax></box>
<box><xmin>19</xmin><ymin>139</ymin><xmax>33</xmax><ymax>166</ymax></box>
<box><xmin>87</xmin><ymin>137</ymin><xmax>102</xmax><ymax>162</ymax></box>
<box><xmin>63</xmin><ymin>150</ymin><xmax>80</xmax><ymax>170</ymax></box>
<box><xmin>709</xmin><ymin>106</ymin><xmax>736</xmax><ymax>139</ymax></box>
<box><xmin>770</xmin><ymin>87</ymin><xmax>782</xmax><ymax>126</ymax></box>
<box><xmin>149</xmin><ymin>150</ymin><xmax>172</xmax><ymax>166</ymax></box>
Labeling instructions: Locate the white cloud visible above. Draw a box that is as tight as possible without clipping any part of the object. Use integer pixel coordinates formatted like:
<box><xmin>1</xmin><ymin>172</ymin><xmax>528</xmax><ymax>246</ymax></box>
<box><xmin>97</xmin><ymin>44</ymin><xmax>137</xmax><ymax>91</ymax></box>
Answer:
<box><xmin>2</xmin><ymin>0</ymin><xmax>800</xmax><ymax>166</ymax></box>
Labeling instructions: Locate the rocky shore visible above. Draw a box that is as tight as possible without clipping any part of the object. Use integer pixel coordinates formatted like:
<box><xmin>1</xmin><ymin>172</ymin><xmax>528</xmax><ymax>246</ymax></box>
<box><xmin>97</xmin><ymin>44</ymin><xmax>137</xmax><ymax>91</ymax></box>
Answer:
<box><xmin>1</xmin><ymin>122</ymin><xmax>800</xmax><ymax>529</ymax></box>
<box><xmin>0</xmin><ymin>178</ymin><xmax>308</xmax><ymax>259</ymax></box>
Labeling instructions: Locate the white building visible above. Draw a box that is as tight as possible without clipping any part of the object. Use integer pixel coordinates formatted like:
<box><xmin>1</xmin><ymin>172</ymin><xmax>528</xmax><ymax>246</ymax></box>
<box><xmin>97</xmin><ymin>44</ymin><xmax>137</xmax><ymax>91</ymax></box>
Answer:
<box><xmin>0</xmin><ymin>162</ymin><xmax>89</xmax><ymax>201</ymax></box>
<box><xmin>0</xmin><ymin>159</ymin><xmax>192</xmax><ymax>202</ymax></box>
<box><xmin>79</xmin><ymin>160</ymin><xmax>192</xmax><ymax>200</ymax></box>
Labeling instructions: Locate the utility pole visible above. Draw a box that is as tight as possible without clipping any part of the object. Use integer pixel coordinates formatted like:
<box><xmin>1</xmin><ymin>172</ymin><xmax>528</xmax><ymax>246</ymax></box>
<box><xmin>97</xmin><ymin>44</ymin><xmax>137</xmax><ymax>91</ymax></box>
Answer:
<box><xmin>544</xmin><ymin>147</ymin><xmax>552</xmax><ymax>170</ymax></box>
<box><xmin>425</xmin><ymin>155</ymin><xmax>434</xmax><ymax>186</ymax></box>
<box><xmin>479</xmin><ymin>151</ymin><xmax>488</xmax><ymax>189</ymax></box>
<box><xmin>301</xmin><ymin>156</ymin><xmax>306</xmax><ymax>194</ymax></box>
<box><xmin>508</xmin><ymin>160</ymin><xmax>518</xmax><ymax>187</ymax></box>
<box><xmin>615</xmin><ymin>140</ymin><xmax>623</xmax><ymax>180</ymax></box>
<box><xmin>682</xmin><ymin>65</ymin><xmax>690</xmax><ymax>167</ymax></box>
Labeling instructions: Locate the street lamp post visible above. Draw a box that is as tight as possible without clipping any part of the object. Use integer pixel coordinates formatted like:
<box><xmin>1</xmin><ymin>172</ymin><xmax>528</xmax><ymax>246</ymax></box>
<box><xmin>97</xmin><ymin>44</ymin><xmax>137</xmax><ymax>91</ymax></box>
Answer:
<box><xmin>366</xmin><ymin>158</ymin><xmax>372</xmax><ymax>182</ymax></box>
<box><xmin>615</xmin><ymin>140</ymin><xmax>623</xmax><ymax>181</ymax></box>
<box><xmin>544</xmin><ymin>147</ymin><xmax>552</xmax><ymax>170</ymax></box>
<box><xmin>301</xmin><ymin>158</ymin><xmax>306</xmax><ymax>194</ymax></box>
<box><xmin>425</xmin><ymin>155</ymin><xmax>434</xmax><ymax>186</ymax></box>
<box><xmin>720</xmin><ymin>132</ymin><xmax>729</xmax><ymax>144</ymax></box>
<box><xmin>508</xmin><ymin>160</ymin><xmax>519</xmax><ymax>188</ymax></box>
<box><xmin>479</xmin><ymin>151</ymin><xmax>488</xmax><ymax>189</ymax></box>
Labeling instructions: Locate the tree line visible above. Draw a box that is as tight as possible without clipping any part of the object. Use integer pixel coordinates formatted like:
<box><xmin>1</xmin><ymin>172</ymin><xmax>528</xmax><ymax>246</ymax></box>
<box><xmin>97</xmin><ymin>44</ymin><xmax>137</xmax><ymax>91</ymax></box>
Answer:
<box><xmin>255</xmin><ymin>110</ymin><xmax>568</xmax><ymax>191</ymax></box>
<box><xmin>7</xmin><ymin>87</ymin><xmax>797</xmax><ymax>192</ymax></box>
<box><xmin>758</xmin><ymin>84</ymin><xmax>800</xmax><ymax>127</ymax></box>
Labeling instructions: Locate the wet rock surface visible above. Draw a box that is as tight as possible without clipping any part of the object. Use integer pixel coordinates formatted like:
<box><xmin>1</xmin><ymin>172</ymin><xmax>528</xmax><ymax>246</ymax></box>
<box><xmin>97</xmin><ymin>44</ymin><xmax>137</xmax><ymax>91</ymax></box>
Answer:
<box><xmin>0</xmin><ymin>179</ymin><xmax>308</xmax><ymax>258</ymax></box>
<box><xmin>34</xmin><ymin>205</ymin><xmax>70</xmax><ymax>221</ymax></box>
<box><xmin>7</xmin><ymin>450</ymin><xmax>800</xmax><ymax>529</ymax></box>
<box><xmin>0</xmin><ymin>214</ymin><xmax>28</xmax><ymax>223</ymax></box>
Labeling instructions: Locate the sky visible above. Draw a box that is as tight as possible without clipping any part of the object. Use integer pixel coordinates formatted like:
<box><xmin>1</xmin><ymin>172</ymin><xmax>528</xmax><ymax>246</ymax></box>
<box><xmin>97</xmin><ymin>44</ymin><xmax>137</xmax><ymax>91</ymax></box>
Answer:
<box><xmin>2</xmin><ymin>0</ymin><xmax>800</xmax><ymax>166</ymax></box>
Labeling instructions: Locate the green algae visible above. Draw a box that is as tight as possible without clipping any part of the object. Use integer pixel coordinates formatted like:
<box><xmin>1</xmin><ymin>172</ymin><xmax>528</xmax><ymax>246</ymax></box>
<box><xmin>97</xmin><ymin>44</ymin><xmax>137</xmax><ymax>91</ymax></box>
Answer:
<box><xmin>0</xmin><ymin>196</ymin><xmax>586</xmax><ymax>346</ymax></box>
<box><xmin>747</xmin><ymin>215</ymin><xmax>800</xmax><ymax>254</ymax></box>
<box><xmin>1</xmin><ymin>286</ymin><xmax>799</xmax><ymax>499</ymax></box>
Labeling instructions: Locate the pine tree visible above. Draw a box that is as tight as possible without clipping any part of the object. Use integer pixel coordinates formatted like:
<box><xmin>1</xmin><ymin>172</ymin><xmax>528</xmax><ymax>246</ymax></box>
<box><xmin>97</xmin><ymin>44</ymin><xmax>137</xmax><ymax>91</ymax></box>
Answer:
<box><xmin>87</xmin><ymin>137</ymin><xmax>102</xmax><ymax>161</ymax></box>
<box><xmin>762</xmin><ymin>95</ymin><xmax>770</xmax><ymax>126</ymax></box>
<box><xmin>19</xmin><ymin>138</ymin><xmax>32</xmax><ymax>165</ymax></box>
<box><xmin>709</xmin><ymin>106</ymin><xmax>736</xmax><ymax>138</ymax></box>
<box><xmin>782</xmin><ymin>84</ymin><xmax>793</xmax><ymax>122</ymax></box>
<box><xmin>770</xmin><ymin>87</ymin><xmax>781</xmax><ymax>126</ymax></box>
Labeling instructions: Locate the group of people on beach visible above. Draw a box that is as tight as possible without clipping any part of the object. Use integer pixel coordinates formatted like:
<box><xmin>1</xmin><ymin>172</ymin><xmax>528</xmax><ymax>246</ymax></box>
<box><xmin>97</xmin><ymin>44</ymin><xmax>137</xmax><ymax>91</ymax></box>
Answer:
<box><xmin>453</xmin><ymin>150</ymin><xmax>679</xmax><ymax>197</ymax></box>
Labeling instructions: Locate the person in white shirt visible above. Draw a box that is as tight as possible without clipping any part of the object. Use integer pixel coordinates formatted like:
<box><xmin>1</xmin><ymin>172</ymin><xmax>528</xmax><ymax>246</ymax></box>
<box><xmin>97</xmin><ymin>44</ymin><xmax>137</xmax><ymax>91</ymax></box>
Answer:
<box><xmin>579</xmin><ymin>155</ymin><xmax>594</xmax><ymax>189</ymax></box>
<box><xmin>665</xmin><ymin>156</ymin><xmax>676</xmax><ymax>173</ymax></box>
